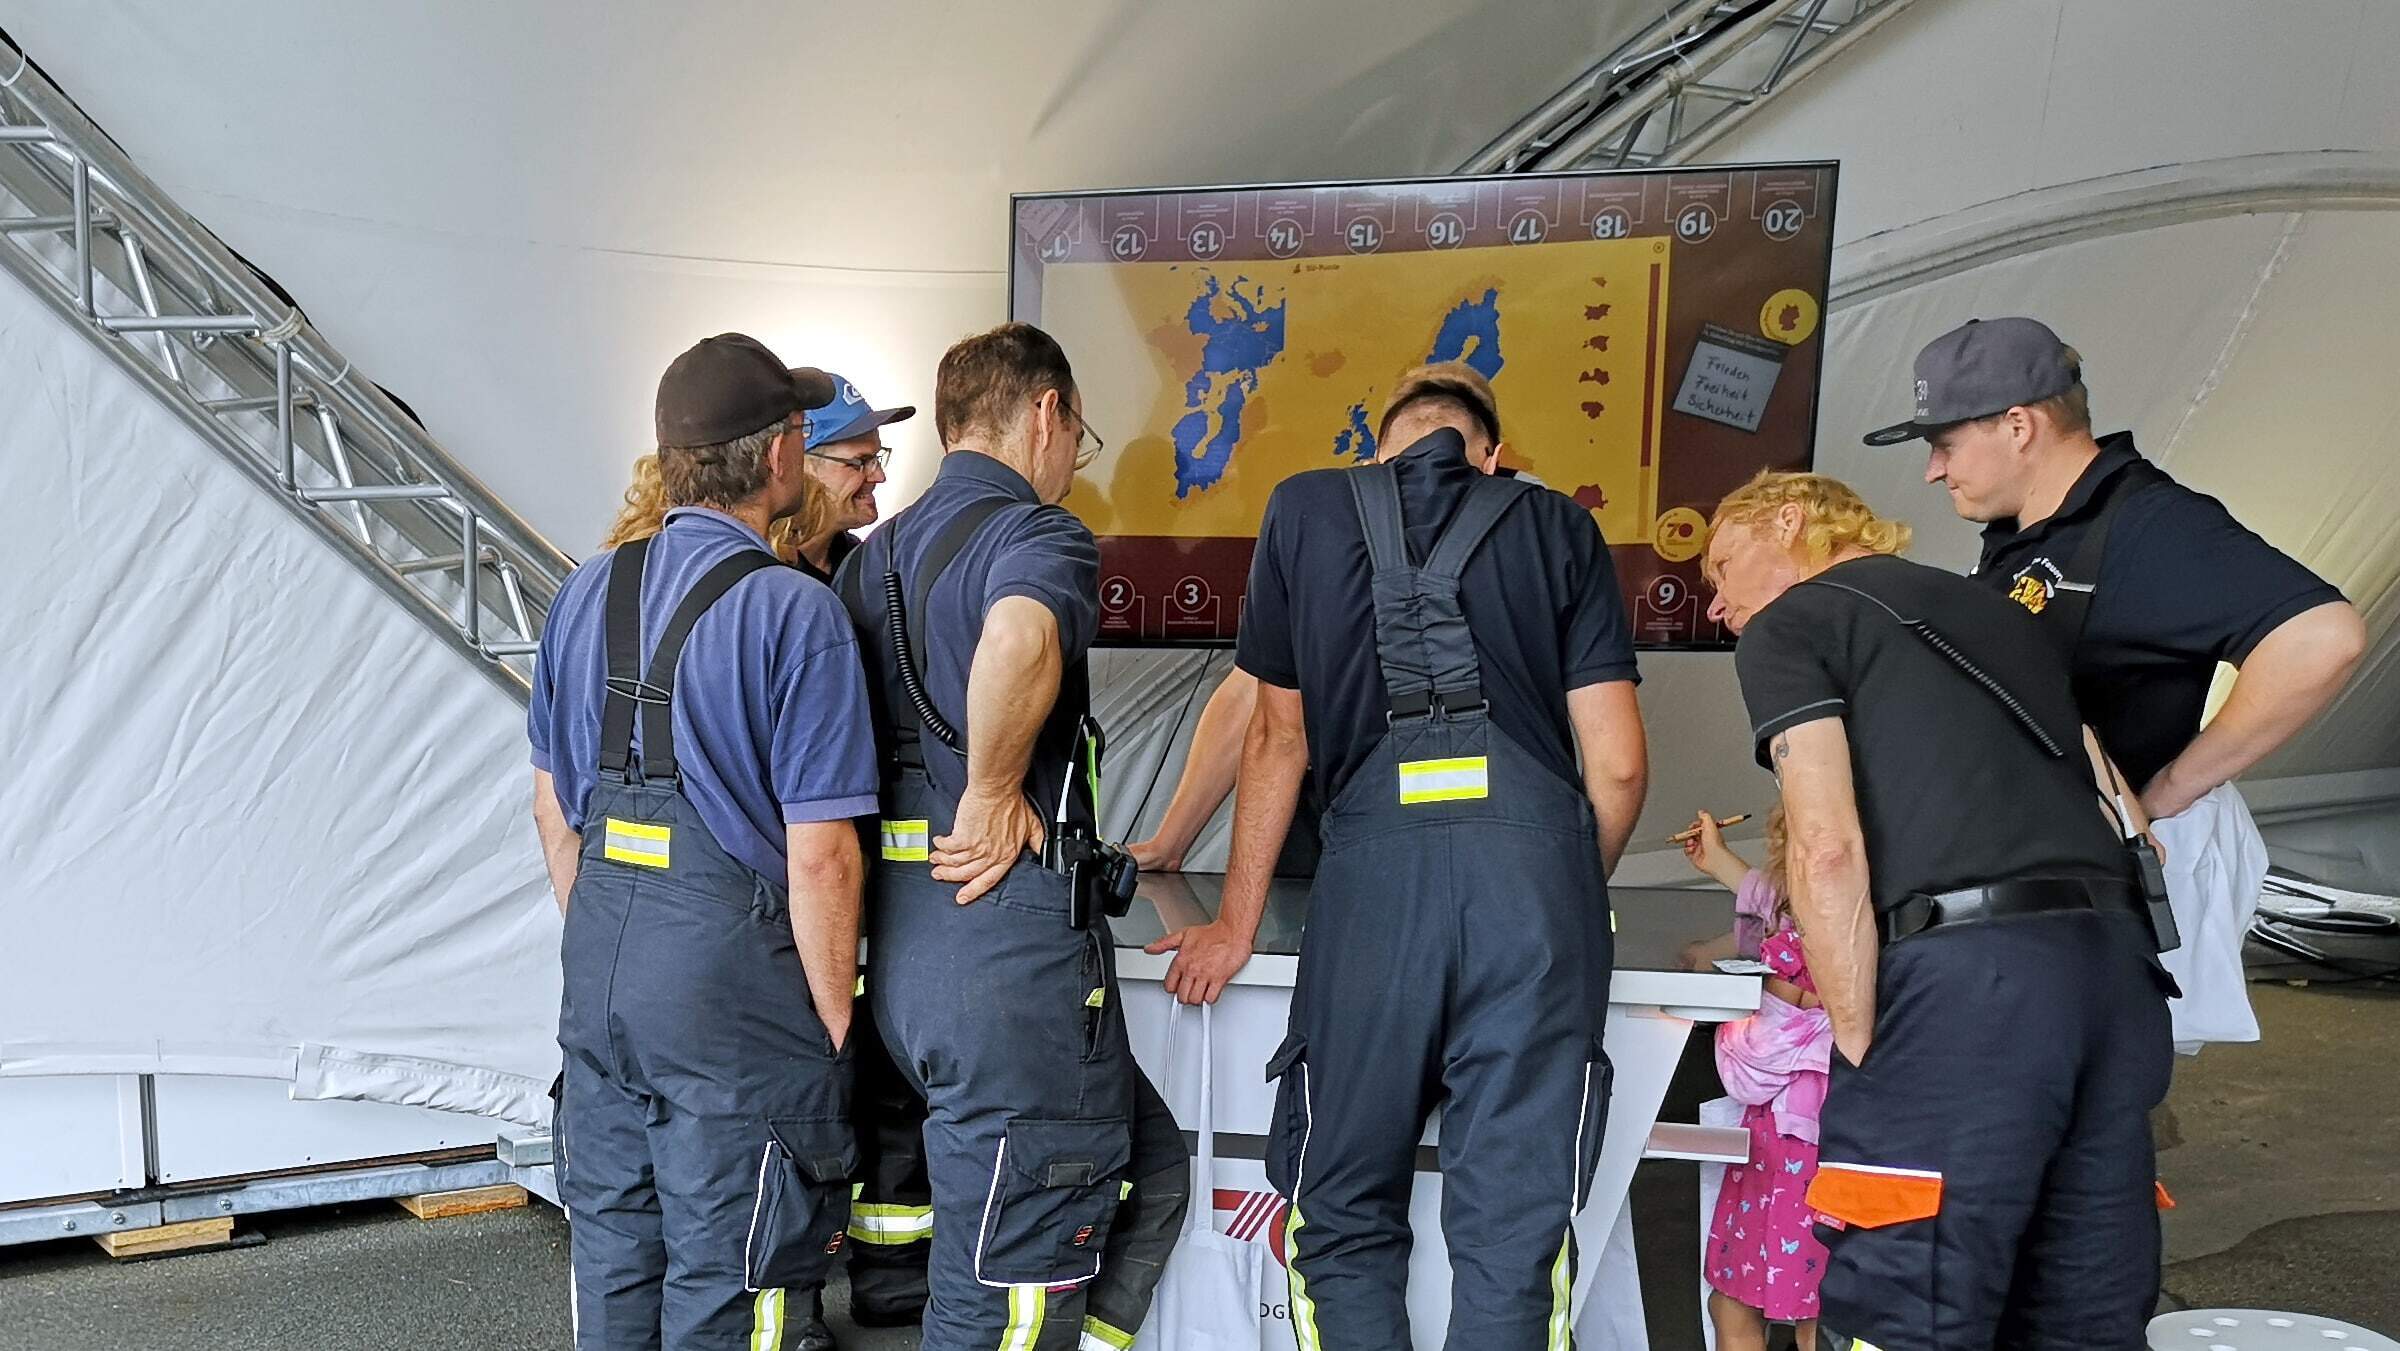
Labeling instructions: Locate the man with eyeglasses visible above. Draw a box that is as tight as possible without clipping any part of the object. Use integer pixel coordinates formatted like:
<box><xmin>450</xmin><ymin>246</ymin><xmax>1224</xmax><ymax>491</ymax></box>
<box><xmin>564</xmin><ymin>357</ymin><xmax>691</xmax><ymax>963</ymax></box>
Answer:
<box><xmin>779</xmin><ymin>372</ymin><xmax>938</xmax><ymax>1344</ymax></box>
<box><xmin>834</xmin><ymin>322</ymin><xmax>1184</xmax><ymax>1351</ymax></box>
<box><xmin>794</xmin><ymin>373</ymin><xmax>908</xmax><ymax>586</ymax></box>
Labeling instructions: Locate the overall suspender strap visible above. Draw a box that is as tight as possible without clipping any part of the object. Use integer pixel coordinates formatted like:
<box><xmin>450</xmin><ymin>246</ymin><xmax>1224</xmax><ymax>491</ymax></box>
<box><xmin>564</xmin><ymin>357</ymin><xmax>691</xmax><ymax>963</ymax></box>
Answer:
<box><xmin>2044</xmin><ymin>457</ymin><xmax>2169</xmax><ymax>657</ymax></box>
<box><xmin>888</xmin><ymin>496</ymin><xmax>1016</xmax><ymax>763</ymax></box>
<box><xmin>1346</xmin><ymin>465</ymin><xmax>1531</xmax><ymax>722</ymax></box>
<box><xmin>597</xmin><ymin>536</ymin><xmax>654</xmax><ymax>777</ymax></box>
<box><xmin>636</xmin><ymin>550</ymin><xmax>781</xmax><ymax>784</ymax></box>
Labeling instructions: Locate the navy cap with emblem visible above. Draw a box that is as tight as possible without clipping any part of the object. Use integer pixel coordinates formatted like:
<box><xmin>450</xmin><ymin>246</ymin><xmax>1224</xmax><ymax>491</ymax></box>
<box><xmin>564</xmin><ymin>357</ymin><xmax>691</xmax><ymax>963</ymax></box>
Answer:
<box><xmin>1864</xmin><ymin>316</ymin><xmax>2079</xmax><ymax>446</ymax></box>
<box><xmin>801</xmin><ymin>372</ymin><xmax>916</xmax><ymax>450</ymax></box>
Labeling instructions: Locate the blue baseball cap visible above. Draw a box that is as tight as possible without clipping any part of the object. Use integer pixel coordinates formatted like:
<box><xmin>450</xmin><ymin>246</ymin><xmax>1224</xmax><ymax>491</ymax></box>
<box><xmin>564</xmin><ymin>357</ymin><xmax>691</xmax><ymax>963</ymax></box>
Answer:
<box><xmin>800</xmin><ymin>371</ymin><xmax>915</xmax><ymax>450</ymax></box>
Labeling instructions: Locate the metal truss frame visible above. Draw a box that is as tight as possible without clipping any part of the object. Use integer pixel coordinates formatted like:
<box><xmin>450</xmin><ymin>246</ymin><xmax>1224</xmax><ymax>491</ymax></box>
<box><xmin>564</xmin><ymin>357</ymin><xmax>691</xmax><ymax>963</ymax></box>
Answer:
<box><xmin>1459</xmin><ymin>0</ymin><xmax>1928</xmax><ymax>175</ymax></box>
<box><xmin>0</xmin><ymin>35</ymin><xmax>567</xmax><ymax>697</ymax></box>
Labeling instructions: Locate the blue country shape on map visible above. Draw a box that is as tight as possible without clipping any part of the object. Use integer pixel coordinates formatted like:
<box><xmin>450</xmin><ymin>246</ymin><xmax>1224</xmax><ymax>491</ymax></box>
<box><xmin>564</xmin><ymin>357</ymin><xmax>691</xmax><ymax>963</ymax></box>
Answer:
<box><xmin>1171</xmin><ymin>275</ymin><xmax>1288</xmax><ymax>497</ymax></box>
<box><xmin>1333</xmin><ymin>287</ymin><xmax>1505</xmax><ymax>462</ymax></box>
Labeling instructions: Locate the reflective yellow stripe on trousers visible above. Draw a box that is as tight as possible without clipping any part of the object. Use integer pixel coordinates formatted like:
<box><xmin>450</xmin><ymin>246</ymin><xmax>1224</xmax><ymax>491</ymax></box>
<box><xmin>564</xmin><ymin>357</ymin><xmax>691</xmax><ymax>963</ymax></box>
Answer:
<box><xmin>749</xmin><ymin>1287</ymin><xmax>785</xmax><ymax>1351</ymax></box>
<box><xmin>1000</xmin><ymin>1283</ymin><xmax>1047</xmax><ymax>1351</ymax></box>
<box><xmin>846</xmin><ymin>1200</ymin><xmax>933</xmax><ymax>1246</ymax></box>
<box><xmin>1078</xmin><ymin>1315</ymin><xmax>1135</xmax><ymax>1350</ymax></box>
<box><xmin>1285</xmin><ymin>1204</ymin><xmax>1324</xmax><ymax>1351</ymax></box>
<box><xmin>1396</xmin><ymin>756</ymin><xmax>1489</xmax><ymax>805</ymax></box>
<box><xmin>879</xmin><ymin>818</ymin><xmax>930</xmax><ymax>862</ymax></box>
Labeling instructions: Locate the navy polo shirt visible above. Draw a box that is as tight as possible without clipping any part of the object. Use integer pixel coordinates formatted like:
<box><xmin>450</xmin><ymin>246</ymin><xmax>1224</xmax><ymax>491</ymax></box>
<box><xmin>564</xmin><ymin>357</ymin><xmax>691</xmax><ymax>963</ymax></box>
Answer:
<box><xmin>835</xmin><ymin>452</ymin><xmax>1100</xmax><ymax>832</ymax></box>
<box><xmin>1974</xmin><ymin>432</ymin><xmax>2344</xmax><ymax>788</ymax></box>
<box><xmin>529</xmin><ymin>507</ymin><xmax>880</xmax><ymax>880</ymax></box>
<box><xmin>1236</xmin><ymin>429</ymin><xmax>1640</xmax><ymax>804</ymax></box>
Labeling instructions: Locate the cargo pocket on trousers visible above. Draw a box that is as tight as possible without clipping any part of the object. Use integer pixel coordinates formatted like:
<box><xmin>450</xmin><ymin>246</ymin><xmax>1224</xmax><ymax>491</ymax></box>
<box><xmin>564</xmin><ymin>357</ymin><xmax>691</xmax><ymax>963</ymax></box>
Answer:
<box><xmin>1806</xmin><ymin>1160</ymin><xmax>1942</xmax><ymax>1323</ymax></box>
<box><xmin>975</xmin><ymin>1117</ymin><xmax>1133</xmax><ymax>1287</ymax></box>
<box><xmin>1262</xmin><ymin>1033</ymin><xmax>1310</xmax><ymax>1199</ymax></box>
<box><xmin>1572</xmin><ymin>1039</ymin><xmax>1613</xmax><ymax>1208</ymax></box>
<box><xmin>744</xmin><ymin>1117</ymin><xmax>858</xmax><ymax>1291</ymax></box>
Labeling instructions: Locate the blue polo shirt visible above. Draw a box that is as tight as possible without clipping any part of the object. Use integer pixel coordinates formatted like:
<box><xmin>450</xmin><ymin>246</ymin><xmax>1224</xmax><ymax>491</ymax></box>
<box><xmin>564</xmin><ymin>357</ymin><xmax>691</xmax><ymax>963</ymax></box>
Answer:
<box><xmin>834</xmin><ymin>451</ymin><xmax>1100</xmax><ymax>833</ymax></box>
<box><xmin>529</xmin><ymin>507</ymin><xmax>880</xmax><ymax>880</ymax></box>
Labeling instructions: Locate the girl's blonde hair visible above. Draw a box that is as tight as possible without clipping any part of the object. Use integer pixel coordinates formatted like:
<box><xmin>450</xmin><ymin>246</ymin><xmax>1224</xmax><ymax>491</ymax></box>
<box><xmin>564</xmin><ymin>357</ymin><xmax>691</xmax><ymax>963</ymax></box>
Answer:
<box><xmin>1709</xmin><ymin>470</ymin><xmax>1913</xmax><ymax>564</ymax></box>
<box><xmin>1763</xmin><ymin>805</ymin><xmax>1790</xmax><ymax>923</ymax></box>
<box><xmin>600</xmin><ymin>452</ymin><xmax>812</xmax><ymax>562</ymax></box>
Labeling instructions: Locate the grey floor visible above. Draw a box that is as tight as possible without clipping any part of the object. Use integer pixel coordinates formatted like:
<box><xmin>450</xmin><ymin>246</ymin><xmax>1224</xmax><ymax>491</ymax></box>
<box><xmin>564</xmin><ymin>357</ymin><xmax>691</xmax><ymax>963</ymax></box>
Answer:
<box><xmin>2</xmin><ymin>983</ymin><xmax>2392</xmax><ymax>1351</ymax></box>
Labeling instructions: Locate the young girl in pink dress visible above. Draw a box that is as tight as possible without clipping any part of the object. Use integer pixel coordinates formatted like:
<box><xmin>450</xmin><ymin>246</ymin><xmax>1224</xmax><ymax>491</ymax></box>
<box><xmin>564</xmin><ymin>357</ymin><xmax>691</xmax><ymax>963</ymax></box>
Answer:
<box><xmin>1682</xmin><ymin>809</ymin><xmax>1829</xmax><ymax>1351</ymax></box>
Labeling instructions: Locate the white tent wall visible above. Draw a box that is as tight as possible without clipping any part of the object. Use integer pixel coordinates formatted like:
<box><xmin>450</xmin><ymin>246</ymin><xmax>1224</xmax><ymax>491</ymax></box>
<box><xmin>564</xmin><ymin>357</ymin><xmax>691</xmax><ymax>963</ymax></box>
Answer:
<box><xmin>1638</xmin><ymin>0</ymin><xmax>2400</xmax><ymax>886</ymax></box>
<box><xmin>0</xmin><ymin>0</ymin><xmax>1641</xmax><ymax>550</ymax></box>
<box><xmin>0</xmin><ymin>256</ymin><xmax>560</xmax><ymax>1200</ymax></box>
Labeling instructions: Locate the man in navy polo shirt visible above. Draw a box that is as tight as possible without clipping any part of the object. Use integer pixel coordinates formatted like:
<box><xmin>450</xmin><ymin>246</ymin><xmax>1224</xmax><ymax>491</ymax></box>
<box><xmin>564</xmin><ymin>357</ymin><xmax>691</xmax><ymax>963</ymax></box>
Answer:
<box><xmin>530</xmin><ymin>333</ymin><xmax>878</xmax><ymax>1351</ymax></box>
<box><xmin>1153</xmin><ymin>367</ymin><xmax>1647</xmax><ymax>1347</ymax></box>
<box><xmin>1865</xmin><ymin>317</ymin><xmax>2367</xmax><ymax>1050</ymax></box>
<box><xmin>836</xmin><ymin>322</ymin><xmax>1186</xmax><ymax>1351</ymax></box>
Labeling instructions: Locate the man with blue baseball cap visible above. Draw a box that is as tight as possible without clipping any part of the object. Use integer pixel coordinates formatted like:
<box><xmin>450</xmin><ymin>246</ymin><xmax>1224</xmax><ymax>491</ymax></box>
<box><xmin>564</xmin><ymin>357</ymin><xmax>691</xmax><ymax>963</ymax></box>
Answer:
<box><xmin>1866</xmin><ymin>316</ymin><xmax>2364</xmax><ymax>1055</ymax></box>
<box><xmin>794</xmin><ymin>373</ymin><xmax>914</xmax><ymax>585</ymax></box>
<box><xmin>792</xmin><ymin>371</ymin><xmax>940</xmax><ymax>1338</ymax></box>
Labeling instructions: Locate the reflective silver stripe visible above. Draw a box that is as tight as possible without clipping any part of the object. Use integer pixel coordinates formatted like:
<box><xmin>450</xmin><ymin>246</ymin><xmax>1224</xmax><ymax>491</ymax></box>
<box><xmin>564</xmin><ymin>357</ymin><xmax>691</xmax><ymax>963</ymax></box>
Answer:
<box><xmin>1397</xmin><ymin>756</ymin><xmax>1490</xmax><ymax>803</ymax></box>
<box><xmin>879</xmin><ymin>819</ymin><xmax>930</xmax><ymax>861</ymax></box>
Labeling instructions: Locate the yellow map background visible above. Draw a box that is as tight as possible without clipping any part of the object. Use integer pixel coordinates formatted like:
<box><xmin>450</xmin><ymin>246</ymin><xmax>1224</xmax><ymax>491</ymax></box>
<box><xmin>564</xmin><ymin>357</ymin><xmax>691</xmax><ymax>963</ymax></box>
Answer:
<box><xmin>1039</xmin><ymin>236</ymin><xmax>1672</xmax><ymax>544</ymax></box>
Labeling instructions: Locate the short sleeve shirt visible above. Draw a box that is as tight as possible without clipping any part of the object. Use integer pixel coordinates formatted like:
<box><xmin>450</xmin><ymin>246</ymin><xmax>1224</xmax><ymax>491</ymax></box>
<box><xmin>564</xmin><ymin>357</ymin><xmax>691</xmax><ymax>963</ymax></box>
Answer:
<box><xmin>1734</xmin><ymin>555</ymin><xmax>2126</xmax><ymax>911</ymax></box>
<box><xmin>1975</xmin><ymin>433</ymin><xmax>2344</xmax><ymax>788</ymax></box>
<box><xmin>835</xmin><ymin>452</ymin><xmax>1101</xmax><ymax>831</ymax></box>
<box><xmin>1235</xmin><ymin>429</ymin><xmax>1639</xmax><ymax>804</ymax></box>
<box><xmin>528</xmin><ymin>508</ymin><xmax>880</xmax><ymax>880</ymax></box>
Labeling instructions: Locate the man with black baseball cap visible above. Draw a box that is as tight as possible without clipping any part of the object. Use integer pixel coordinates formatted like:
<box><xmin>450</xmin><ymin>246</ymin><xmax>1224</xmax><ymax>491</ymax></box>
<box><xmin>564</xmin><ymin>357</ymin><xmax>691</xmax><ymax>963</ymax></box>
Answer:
<box><xmin>532</xmin><ymin>333</ymin><xmax>878</xmax><ymax>1350</ymax></box>
<box><xmin>1867</xmin><ymin>317</ymin><xmax>2365</xmax><ymax>1053</ymax></box>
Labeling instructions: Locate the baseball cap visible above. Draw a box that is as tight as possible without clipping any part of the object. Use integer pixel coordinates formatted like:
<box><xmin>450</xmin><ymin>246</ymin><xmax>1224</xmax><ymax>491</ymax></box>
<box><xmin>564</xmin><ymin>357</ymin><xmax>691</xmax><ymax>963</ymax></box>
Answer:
<box><xmin>1863</xmin><ymin>317</ymin><xmax>2079</xmax><ymax>446</ymax></box>
<box><xmin>802</xmin><ymin>372</ymin><xmax>917</xmax><ymax>449</ymax></box>
<box><xmin>655</xmin><ymin>333</ymin><xmax>837</xmax><ymax>449</ymax></box>
<box><xmin>1380</xmin><ymin>361</ymin><xmax>1502</xmax><ymax>444</ymax></box>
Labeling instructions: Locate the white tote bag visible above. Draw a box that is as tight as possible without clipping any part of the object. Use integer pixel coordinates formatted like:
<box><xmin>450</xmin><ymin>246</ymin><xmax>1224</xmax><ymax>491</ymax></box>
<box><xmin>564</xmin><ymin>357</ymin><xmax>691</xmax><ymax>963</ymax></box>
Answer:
<box><xmin>1135</xmin><ymin>1003</ymin><xmax>1265</xmax><ymax>1351</ymax></box>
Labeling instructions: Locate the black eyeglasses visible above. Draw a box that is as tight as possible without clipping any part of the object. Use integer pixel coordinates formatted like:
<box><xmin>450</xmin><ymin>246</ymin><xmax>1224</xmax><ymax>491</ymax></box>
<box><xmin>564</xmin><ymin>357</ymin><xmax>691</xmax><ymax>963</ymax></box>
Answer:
<box><xmin>806</xmin><ymin>446</ymin><xmax>891</xmax><ymax>472</ymax></box>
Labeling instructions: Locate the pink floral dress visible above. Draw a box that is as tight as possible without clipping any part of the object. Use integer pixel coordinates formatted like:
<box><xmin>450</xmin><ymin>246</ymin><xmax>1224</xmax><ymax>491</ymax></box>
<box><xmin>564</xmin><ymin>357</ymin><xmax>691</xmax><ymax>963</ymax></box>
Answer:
<box><xmin>1706</xmin><ymin>873</ymin><xmax>1831</xmax><ymax>1321</ymax></box>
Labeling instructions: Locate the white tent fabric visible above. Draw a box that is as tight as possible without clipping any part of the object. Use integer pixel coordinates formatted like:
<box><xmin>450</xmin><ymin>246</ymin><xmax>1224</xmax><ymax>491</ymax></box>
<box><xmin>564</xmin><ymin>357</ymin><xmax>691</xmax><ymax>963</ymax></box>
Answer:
<box><xmin>0</xmin><ymin>267</ymin><xmax>559</xmax><ymax>1126</ymax></box>
<box><xmin>5</xmin><ymin>0</ymin><xmax>2398</xmax><ymax>1138</ymax></box>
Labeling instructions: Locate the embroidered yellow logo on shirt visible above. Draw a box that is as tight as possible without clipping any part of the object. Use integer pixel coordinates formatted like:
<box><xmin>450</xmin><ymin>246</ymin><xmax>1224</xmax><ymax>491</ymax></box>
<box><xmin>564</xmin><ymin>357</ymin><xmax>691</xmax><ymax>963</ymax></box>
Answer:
<box><xmin>2007</xmin><ymin>574</ymin><xmax>2050</xmax><ymax>614</ymax></box>
<box><xmin>879</xmin><ymin>819</ymin><xmax>930</xmax><ymax>862</ymax></box>
<box><xmin>603</xmin><ymin>818</ymin><xmax>671</xmax><ymax>869</ymax></box>
<box><xmin>1398</xmin><ymin>756</ymin><xmax>1490</xmax><ymax>804</ymax></box>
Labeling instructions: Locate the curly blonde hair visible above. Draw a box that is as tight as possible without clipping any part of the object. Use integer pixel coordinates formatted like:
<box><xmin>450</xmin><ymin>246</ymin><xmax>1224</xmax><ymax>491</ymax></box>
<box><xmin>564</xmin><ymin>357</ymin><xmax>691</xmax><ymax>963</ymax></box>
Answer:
<box><xmin>1709</xmin><ymin>470</ymin><xmax>1913</xmax><ymax>564</ymax></box>
<box><xmin>600</xmin><ymin>452</ymin><xmax>810</xmax><ymax>562</ymax></box>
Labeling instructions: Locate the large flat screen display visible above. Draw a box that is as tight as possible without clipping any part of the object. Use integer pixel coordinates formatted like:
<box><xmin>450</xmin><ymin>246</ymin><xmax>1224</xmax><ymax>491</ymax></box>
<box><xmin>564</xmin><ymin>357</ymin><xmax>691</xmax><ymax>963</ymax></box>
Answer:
<box><xmin>1010</xmin><ymin>164</ymin><xmax>1836</xmax><ymax>648</ymax></box>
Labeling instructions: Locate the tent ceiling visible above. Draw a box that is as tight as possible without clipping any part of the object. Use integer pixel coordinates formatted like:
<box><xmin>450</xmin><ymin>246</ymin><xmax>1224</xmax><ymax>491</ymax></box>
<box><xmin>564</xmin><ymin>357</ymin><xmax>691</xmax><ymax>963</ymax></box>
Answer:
<box><xmin>5</xmin><ymin>0</ymin><xmax>2397</xmax><ymax>828</ymax></box>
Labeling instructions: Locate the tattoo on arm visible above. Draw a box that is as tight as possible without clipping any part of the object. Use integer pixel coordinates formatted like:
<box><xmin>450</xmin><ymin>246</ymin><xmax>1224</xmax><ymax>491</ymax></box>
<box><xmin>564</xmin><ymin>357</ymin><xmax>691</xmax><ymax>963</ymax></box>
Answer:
<box><xmin>1771</xmin><ymin>732</ymin><xmax>1792</xmax><ymax>780</ymax></box>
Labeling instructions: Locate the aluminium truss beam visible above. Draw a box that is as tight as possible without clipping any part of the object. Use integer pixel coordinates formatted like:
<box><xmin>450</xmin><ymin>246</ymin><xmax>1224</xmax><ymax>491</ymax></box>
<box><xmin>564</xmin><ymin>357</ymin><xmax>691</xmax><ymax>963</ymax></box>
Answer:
<box><xmin>0</xmin><ymin>35</ymin><xmax>568</xmax><ymax>698</ymax></box>
<box><xmin>1459</xmin><ymin>0</ymin><xmax>1930</xmax><ymax>175</ymax></box>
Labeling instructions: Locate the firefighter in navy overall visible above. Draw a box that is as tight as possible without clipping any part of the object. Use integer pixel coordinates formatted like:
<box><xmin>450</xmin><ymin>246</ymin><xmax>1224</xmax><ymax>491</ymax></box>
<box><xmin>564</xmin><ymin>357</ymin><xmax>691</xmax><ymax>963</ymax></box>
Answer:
<box><xmin>1706</xmin><ymin>471</ymin><xmax>2179</xmax><ymax>1349</ymax></box>
<box><xmin>1865</xmin><ymin>316</ymin><xmax>2364</xmax><ymax>1054</ymax></box>
<box><xmin>833</xmin><ymin>323</ymin><xmax>1186</xmax><ymax>1351</ymax></box>
<box><xmin>1153</xmin><ymin>367</ymin><xmax>1650</xmax><ymax>1349</ymax></box>
<box><xmin>529</xmin><ymin>334</ymin><xmax>880</xmax><ymax>1351</ymax></box>
<box><xmin>791</xmin><ymin>374</ymin><xmax>938</xmax><ymax>1330</ymax></box>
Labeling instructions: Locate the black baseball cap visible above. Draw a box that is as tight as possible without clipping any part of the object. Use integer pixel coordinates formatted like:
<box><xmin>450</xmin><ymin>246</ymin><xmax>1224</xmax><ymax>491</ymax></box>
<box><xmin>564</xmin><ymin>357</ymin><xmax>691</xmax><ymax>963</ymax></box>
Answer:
<box><xmin>655</xmin><ymin>333</ymin><xmax>837</xmax><ymax>449</ymax></box>
<box><xmin>1863</xmin><ymin>317</ymin><xmax>2079</xmax><ymax>446</ymax></box>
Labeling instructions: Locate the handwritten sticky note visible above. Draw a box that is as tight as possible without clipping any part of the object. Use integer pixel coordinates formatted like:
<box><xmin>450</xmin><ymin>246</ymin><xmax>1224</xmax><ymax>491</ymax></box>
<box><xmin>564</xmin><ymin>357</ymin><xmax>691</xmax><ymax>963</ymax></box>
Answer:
<box><xmin>1671</xmin><ymin>323</ymin><xmax>1786</xmax><ymax>433</ymax></box>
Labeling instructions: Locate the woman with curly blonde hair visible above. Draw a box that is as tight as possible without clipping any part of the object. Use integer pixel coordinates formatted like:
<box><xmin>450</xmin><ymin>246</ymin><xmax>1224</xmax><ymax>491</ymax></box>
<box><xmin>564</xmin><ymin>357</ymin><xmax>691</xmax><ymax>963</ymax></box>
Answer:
<box><xmin>602</xmin><ymin>452</ymin><xmax>814</xmax><ymax>561</ymax></box>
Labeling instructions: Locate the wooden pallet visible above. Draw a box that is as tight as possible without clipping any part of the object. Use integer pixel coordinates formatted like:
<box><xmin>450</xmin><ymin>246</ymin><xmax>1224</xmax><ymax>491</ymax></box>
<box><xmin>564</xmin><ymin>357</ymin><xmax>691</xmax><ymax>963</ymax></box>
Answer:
<box><xmin>395</xmin><ymin>1183</ymin><xmax>529</xmax><ymax>1221</ymax></box>
<box><xmin>94</xmin><ymin>1216</ymin><xmax>235</xmax><ymax>1259</ymax></box>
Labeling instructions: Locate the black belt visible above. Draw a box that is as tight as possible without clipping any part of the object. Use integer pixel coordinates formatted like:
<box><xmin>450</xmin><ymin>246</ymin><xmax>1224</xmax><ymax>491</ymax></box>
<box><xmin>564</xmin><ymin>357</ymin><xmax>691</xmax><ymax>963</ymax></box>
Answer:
<box><xmin>1881</xmin><ymin>876</ymin><xmax>2144</xmax><ymax>944</ymax></box>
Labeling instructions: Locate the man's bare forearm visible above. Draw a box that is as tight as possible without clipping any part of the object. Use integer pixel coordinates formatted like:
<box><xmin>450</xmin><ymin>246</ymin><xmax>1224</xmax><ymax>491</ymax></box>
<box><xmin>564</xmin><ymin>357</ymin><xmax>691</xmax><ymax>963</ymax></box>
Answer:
<box><xmin>532</xmin><ymin>770</ymin><xmax>580</xmax><ymax>915</ymax></box>
<box><xmin>786</xmin><ymin>821</ymin><xmax>862</xmax><ymax>1049</ymax></box>
<box><xmin>1773</xmin><ymin>722</ymin><xmax>1878</xmax><ymax>1063</ymax></box>
<box><xmin>2144</xmin><ymin>601</ymin><xmax>2366</xmax><ymax>816</ymax></box>
<box><xmin>1567</xmin><ymin>681</ymin><xmax>1648</xmax><ymax>874</ymax></box>
<box><xmin>961</xmin><ymin>596</ymin><xmax>1062</xmax><ymax>807</ymax></box>
<box><xmin>1218</xmin><ymin>685</ymin><xmax>1308</xmax><ymax>944</ymax></box>
<box><xmin>1146</xmin><ymin>669</ymin><xmax>1258</xmax><ymax>858</ymax></box>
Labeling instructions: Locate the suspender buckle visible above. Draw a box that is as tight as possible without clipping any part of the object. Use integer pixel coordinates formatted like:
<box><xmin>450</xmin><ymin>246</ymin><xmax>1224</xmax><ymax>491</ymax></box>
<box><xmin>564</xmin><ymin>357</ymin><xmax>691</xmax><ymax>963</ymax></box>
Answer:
<box><xmin>1386</xmin><ymin>690</ymin><xmax>1435</xmax><ymax>726</ymax></box>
